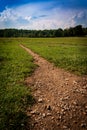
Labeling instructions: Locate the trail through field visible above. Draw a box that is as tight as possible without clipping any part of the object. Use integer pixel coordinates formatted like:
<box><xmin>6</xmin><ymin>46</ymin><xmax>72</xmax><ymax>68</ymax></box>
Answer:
<box><xmin>20</xmin><ymin>44</ymin><xmax>87</xmax><ymax>130</ymax></box>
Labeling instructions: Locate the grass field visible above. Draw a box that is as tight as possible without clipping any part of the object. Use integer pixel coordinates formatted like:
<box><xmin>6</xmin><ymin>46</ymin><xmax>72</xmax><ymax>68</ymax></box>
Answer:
<box><xmin>21</xmin><ymin>37</ymin><xmax>87</xmax><ymax>75</ymax></box>
<box><xmin>0</xmin><ymin>37</ymin><xmax>87</xmax><ymax>129</ymax></box>
<box><xmin>0</xmin><ymin>38</ymin><xmax>36</xmax><ymax>130</ymax></box>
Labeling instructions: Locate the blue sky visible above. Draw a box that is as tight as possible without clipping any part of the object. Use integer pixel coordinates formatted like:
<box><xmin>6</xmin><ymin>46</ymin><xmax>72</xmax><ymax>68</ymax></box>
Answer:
<box><xmin>0</xmin><ymin>0</ymin><xmax>87</xmax><ymax>29</ymax></box>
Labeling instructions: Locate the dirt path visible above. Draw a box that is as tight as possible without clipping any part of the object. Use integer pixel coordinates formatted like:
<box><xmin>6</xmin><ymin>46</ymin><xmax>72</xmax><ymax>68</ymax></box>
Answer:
<box><xmin>20</xmin><ymin>44</ymin><xmax>87</xmax><ymax>130</ymax></box>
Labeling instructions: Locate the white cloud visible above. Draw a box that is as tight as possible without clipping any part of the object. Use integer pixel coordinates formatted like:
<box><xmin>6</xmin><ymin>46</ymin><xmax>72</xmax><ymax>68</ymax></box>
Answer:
<box><xmin>24</xmin><ymin>16</ymin><xmax>32</xmax><ymax>21</ymax></box>
<box><xmin>0</xmin><ymin>2</ymin><xmax>87</xmax><ymax>29</ymax></box>
<box><xmin>0</xmin><ymin>8</ymin><xmax>19</xmax><ymax>21</ymax></box>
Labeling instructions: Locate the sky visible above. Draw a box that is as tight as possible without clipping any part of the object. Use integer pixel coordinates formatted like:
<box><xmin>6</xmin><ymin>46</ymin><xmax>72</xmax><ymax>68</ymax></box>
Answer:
<box><xmin>0</xmin><ymin>0</ymin><xmax>87</xmax><ymax>30</ymax></box>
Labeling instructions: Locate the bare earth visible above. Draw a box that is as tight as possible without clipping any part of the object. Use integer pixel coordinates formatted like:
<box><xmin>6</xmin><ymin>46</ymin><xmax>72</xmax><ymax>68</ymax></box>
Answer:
<box><xmin>20</xmin><ymin>44</ymin><xmax>87</xmax><ymax>130</ymax></box>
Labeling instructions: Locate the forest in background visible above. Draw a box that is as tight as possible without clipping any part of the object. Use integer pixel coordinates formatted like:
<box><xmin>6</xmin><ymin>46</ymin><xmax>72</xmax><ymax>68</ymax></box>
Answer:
<box><xmin>0</xmin><ymin>25</ymin><xmax>87</xmax><ymax>37</ymax></box>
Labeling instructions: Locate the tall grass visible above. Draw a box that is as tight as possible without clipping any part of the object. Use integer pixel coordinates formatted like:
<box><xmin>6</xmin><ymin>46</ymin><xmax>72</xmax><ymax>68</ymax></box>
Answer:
<box><xmin>0</xmin><ymin>38</ymin><xmax>36</xmax><ymax>130</ymax></box>
<box><xmin>21</xmin><ymin>37</ymin><xmax>87</xmax><ymax>75</ymax></box>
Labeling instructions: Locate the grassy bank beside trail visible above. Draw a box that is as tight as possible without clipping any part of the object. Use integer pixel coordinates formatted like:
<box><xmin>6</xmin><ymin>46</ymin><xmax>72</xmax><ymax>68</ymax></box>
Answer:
<box><xmin>0</xmin><ymin>37</ymin><xmax>87</xmax><ymax>129</ymax></box>
<box><xmin>0</xmin><ymin>38</ymin><xmax>36</xmax><ymax>130</ymax></box>
<box><xmin>21</xmin><ymin>37</ymin><xmax>87</xmax><ymax>75</ymax></box>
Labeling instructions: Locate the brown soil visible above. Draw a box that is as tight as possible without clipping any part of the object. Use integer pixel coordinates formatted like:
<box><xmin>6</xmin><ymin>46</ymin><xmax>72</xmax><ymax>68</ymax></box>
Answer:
<box><xmin>20</xmin><ymin>44</ymin><xmax>87</xmax><ymax>130</ymax></box>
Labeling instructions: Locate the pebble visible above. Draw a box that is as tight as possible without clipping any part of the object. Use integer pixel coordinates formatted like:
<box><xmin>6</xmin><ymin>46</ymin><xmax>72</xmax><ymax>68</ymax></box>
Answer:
<box><xmin>83</xmin><ymin>86</ymin><xmax>87</xmax><ymax>89</ymax></box>
<box><xmin>64</xmin><ymin>96</ymin><xmax>69</xmax><ymax>100</ymax></box>
<box><xmin>65</xmin><ymin>78</ymin><xmax>69</xmax><ymax>81</ymax></box>
<box><xmin>57</xmin><ymin>123</ymin><xmax>60</xmax><ymax>126</ymax></box>
<box><xmin>63</xmin><ymin>105</ymin><xmax>70</xmax><ymax>110</ymax></box>
<box><xmin>65</xmin><ymin>82</ymin><xmax>68</xmax><ymax>85</ymax></box>
<box><xmin>62</xmin><ymin>125</ymin><xmax>68</xmax><ymax>129</ymax></box>
<box><xmin>30</xmin><ymin>110</ymin><xmax>37</xmax><ymax>114</ymax></box>
<box><xmin>35</xmin><ymin>117</ymin><xmax>41</xmax><ymax>121</ymax></box>
<box><xmin>36</xmin><ymin>90</ymin><xmax>41</xmax><ymax>94</ymax></box>
<box><xmin>31</xmin><ymin>123</ymin><xmax>34</xmax><ymax>127</ymax></box>
<box><xmin>57</xmin><ymin>111</ymin><xmax>60</xmax><ymax>114</ymax></box>
<box><xmin>42</xmin><ymin>113</ymin><xmax>46</xmax><ymax>118</ymax></box>
<box><xmin>21</xmin><ymin>124</ymin><xmax>24</xmax><ymax>126</ymax></box>
<box><xmin>73</xmin><ymin>120</ymin><xmax>77</xmax><ymax>124</ymax></box>
<box><xmin>83</xmin><ymin>112</ymin><xmax>87</xmax><ymax>115</ymax></box>
<box><xmin>73</xmin><ymin>101</ymin><xmax>77</xmax><ymax>105</ymax></box>
<box><xmin>51</xmin><ymin>117</ymin><xmax>55</xmax><ymax>120</ymax></box>
<box><xmin>42</xmin><ymin>128</ymin><xmax>45</xmax><ymax>130</ymax></box>
<box><xmin>38</xmin><ymin>98</ymin><xmax>43</xmax><ymax>103</ymax></box>
<box><xmin>85</xmin><ymin>106</ymin><xmax>87</xmax><ymax>109</ymax></box>
<box><xmin>81</xmin><ymin>123</ymin><xmax>87</xmax><ymax>128</ymax></box>
<box><xmin>61</xmin><ymin>109</ymin><xmax>65</xmax><ymax>112</ymax></box>
<box><xmin>73</xmin><ymin>80</ymin><xmax>77</xmax><ymax>85</ymax></box>
<box><xmin>47</xmin><ymin>112</ymin><xmax>52</xmax><ymax>116</ymax></box>
<box><xmin>58</xmin><ymin>115</ymin><xmax>62</xmax><ymax>120</ymax></box>
<box><xmin>30</xmin><ymin>109</ymin><xmax>40</xmax><ymax>115</ymax></box>
<box><xmin>60</xmin><ymin>98</ymin><xmax>64</xmax><ymax>101</ymax></box>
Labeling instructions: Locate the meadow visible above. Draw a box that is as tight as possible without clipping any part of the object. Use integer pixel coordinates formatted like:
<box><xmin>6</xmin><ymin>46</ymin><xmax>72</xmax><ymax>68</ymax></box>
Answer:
<box><xmin>22</xmin><ymin>37</ymin><xmax>87</xmax><ymax>75</ymax></box>
<box><xmin>0</xmin><ymin>38</ymin><xmax>36</xmax><ymax>130</ymax></box>
<box><xmin>0</xmin><ymin>37</ymin><xmax>87</xmax><ymax>130</ymax></box>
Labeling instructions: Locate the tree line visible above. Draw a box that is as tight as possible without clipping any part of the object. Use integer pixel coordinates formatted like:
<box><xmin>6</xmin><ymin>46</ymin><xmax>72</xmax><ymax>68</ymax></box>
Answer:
<box><xmin>0</xmin><ymin>25</ymin><xmax>87</xmax><ymax>37</ymax></box>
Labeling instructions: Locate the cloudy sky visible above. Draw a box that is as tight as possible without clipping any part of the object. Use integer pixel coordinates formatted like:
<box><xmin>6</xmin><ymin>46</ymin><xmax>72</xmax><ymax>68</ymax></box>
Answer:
<box><xmin>0</xmin><ymin>0</ymin><xmax>87</xmax><ymax>30</ymax></box>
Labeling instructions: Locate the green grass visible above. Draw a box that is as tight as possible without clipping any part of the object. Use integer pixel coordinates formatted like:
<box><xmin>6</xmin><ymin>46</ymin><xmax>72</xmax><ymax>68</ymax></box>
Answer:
<box><xmin>0</xmin><ymin>37</ymin><xmax>87</xmax><ymax>129</ymax></box>
<box><xmin>21</xmin><ymin>37</ymin><xmax>87</xmax><ymax>75</ymax></box>
<box><xmin>0</xmin><ymin>38</ymin><xmax>36</xmax><ymax>130</ymax></box>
